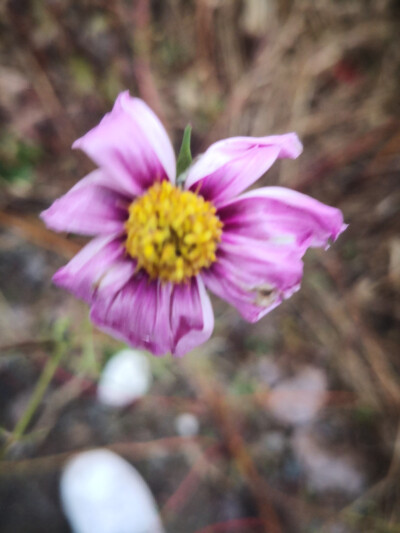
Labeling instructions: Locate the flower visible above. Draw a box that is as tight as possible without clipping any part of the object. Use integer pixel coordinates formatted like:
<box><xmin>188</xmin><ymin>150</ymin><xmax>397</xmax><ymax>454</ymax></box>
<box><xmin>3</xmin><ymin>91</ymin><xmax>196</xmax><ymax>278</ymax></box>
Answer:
<box><xmin>41</xmin><ymin>92</ymin><xmax>346</xmax><ymax>356</ymax></box>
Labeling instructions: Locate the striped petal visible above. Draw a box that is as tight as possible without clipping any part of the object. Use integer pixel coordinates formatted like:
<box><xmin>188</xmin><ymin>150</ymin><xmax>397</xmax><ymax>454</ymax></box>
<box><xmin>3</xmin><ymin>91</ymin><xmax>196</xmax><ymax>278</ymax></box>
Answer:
<box><xmin>90</xmin><ymin>275</ymin><xmax>213</xmax><ymax>357</ymax></box>
<box><xmin>53</xmin><ymin>236</ymin><xmax>134</xmax><ymax>304</ymax></box>
<box><xmin>202</xmin><ymin>233</ymin><xmax>304</xmax><ymax>322</ymax></box>
<box><xmin>218</xmin><ymin>187</ymin><xmax>347</xmax><ymax>250</ymax></box>
<box><xmin>73</xmin><ymin>92</ymin><xmax>176</xmax><ymax>196</ymax></box>
<box><xmin>185</xmin><ymin>134</ymin><xmax>302</xmax><ymax>206</ymax></box>
<box><xmin>41</xmin><ymin>169</ymin><xmax>128</xmax><ymax>236</ymax></box>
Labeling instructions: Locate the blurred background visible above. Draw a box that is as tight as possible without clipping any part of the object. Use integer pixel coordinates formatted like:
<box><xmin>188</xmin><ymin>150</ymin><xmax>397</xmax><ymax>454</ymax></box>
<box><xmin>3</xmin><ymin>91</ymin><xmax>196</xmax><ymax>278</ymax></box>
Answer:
<box><xmin>0</xmin><ymin>0</ymin><xmax>400</xmax><ymax>532</ymax></box>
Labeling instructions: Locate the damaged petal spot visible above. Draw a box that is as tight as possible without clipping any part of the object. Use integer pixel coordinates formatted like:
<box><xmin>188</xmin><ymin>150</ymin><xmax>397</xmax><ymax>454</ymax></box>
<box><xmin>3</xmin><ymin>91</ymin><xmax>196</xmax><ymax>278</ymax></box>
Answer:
<box><xmin>253</xmin><ymin>284</ymin><xmax>278</xmax><ymax>307</ymax></box>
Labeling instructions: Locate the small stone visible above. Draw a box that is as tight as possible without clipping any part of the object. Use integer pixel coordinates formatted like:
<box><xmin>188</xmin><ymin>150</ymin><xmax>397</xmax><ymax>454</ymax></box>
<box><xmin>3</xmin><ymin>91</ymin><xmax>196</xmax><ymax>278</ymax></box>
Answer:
<box><xmin>267</xmin><ymin>366</ymin><xmax>327</xmax><ymax>426</ymax></box>
<box><xmin>97</xmin><ymin>349</ymin><xmax>152</xmax><ymax>408</ymax></box>
<box><xmin>60</xmin><ymin>449</ymin><xmax>165</xmax><ymax>533</ymax></box>
<box><xmin>240</xmin><ymin>0</ymin><xmax>275</xmax><ymax>39</ymax></box>
<box><xmin>263</xmin><ymin>431</ymin><xmax>286</xmax><ymax>454</ymax></box>
<box><xmin>293</xmin><ymin>429</ymin><xmax>365</xmax><ymax>495</ymax></box>
<box><xmin>257</xmin><ymin>358</ymin><xmax>282</xmax><ymax>387</ymax></box>
<box><xmin>175</xmin><ymin>413</ymin><xmax>200</xmax><ymax>437</ymax></box>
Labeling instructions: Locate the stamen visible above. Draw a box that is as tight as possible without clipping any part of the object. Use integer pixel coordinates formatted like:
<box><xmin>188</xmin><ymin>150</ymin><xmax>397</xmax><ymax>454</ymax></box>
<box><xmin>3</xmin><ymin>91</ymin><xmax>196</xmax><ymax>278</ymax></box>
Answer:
<box><xmin>125</xmin><ymin>181</ymin><xmax>222</xmax><ymax>283</ymax></box>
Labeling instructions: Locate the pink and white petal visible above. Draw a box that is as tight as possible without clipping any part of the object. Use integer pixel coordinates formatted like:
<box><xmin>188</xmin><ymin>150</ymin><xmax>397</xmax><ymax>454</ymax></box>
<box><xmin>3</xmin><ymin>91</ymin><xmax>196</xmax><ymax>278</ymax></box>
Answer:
<box><xmin>116</xmin><ymin>93</ymin><xmax>176</xmax><ymax>184</ymax></box>
<box><xmin>53</xmin><ymin>236</ymin><xmax>132</xmax><ymax>304</ymax></box>
<box><xmin>91</xmin><ymin>274</ymin><xmax>213</xmax><ymax>357</ymax></box>
<box><xmin>73</xmin><ymin>92</ymin><xmax>176</xmax><ymax>196</ymax></box>
<box><xmin>90</xmin><ymin>275</ymin><xmax>174</xmax><ymax>356</ymax></box>
<box><xmin>40</xmin><ymin>170</ymin><xmax>129</xmax><ymax>236</ymax></box>
<box><xmin>185</xmin><ymin>133</ymin><xmax>302</xmax><ymax>206</ymax></box>
<box><xmin>218</xmin><ymin>187</ymin><xmax>347</xmax><ymax>250</ymax></box>
<box><xmin>202</xmin><ymin>234</ymin><xmax>304</xmax><ymax>323</ymax></box>
<box><xmin>170</xmin><ymin>276</ymin><xmax>214</xmax><ymax>357</ymax></box>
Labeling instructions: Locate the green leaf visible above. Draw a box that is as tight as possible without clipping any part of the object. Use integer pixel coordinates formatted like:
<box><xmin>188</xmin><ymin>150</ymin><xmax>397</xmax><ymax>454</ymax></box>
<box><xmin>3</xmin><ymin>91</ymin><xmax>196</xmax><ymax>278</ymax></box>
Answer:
<box><xmin>176</xmin><ymin>124</ymin><xmax>192</xmax><ymax>183</ymax></box>
<box><xmin>0</xmin><ymin>138</ymin><xmax>41</xmax><ymax>184</ymax></box>
<box><xmin>69</xmin><ymin>56</ymin><xmax>95</xmax><ymax>94</ymax></box>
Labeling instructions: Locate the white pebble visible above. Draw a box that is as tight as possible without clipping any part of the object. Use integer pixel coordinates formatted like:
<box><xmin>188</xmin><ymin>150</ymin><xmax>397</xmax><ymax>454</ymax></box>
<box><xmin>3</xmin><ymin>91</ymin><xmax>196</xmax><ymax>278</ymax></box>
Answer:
<box><xmin>267</xmin><ymin>366</ymin><xmax>327</xmax><ymax>426</ymax></box>
<box><xmin>263</xmin><ymin>431</ymin><xmax>286</xmax><ymax>454</ymax></box>
<box><xmin>175</xmin><ymin>413</ymin><xmax>199</xmax><ymax>437</ymax></box>
<box><xmin>60</xmin><ymin>449</ymin><xmax>165</xmax><ymax>533</ymax></box>
<box><xmin>97</xmin><ymin>349</ymin><xmax>152</xmax><ymax>407</ymax></box>
<box><xmin>293</xmin><ymin>429</ymin><xmax>365</xmax><ymax>495</ymax></box>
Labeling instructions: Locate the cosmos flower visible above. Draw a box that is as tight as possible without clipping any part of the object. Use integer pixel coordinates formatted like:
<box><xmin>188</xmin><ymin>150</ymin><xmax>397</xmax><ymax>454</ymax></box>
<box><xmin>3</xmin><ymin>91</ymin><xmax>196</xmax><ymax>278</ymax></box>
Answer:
<box><xmin>41</xmin><ymin>92</ymin><xmax>346</xmax><ymax>356</ymax></box>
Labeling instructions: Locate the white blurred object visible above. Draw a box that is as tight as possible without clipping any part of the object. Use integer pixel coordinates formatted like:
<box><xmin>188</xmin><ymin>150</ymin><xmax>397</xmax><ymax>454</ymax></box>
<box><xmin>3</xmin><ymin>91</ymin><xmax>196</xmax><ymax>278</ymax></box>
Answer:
<box><xmin>293</xmin><ymin>429</ymin><xmax>365</xmax><ymax>495</ymax></box>
<box><xmin>241</xmin><ymin>0</ymin><xmax>275</xmax><ymax>38</ymax></box>
<box><xmin>263</xmin><ymin>431</ymin><xmax>286</xmax><ymax>454</ymax></box>
<box><xmin>267</xmin><ymin>366</ymin><xmax>327</xmax><ymax>426</ymax></box>
<box><xmin>175</xmin><ymin>413</ymin><xmax>199</xmax><ymax>437</ymax></box>
<box><xmin>60</xmin><ymin>449</ymin><xmax>165</xmax><ymax>533</ymax></box>
<box><xmin>97</xmin><ymin>349</ymin><xmax>152</xmax><ymax>407</ymax></box>
<box><xmin>257</xmin><ymin>358</ymin><xmax>282</xmax><ymax>386</ymax></box>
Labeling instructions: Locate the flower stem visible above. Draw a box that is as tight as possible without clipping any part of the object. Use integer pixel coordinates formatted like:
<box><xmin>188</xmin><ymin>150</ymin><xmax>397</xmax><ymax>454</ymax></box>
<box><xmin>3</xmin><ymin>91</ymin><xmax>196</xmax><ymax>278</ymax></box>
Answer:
<box><xmin>176</xmin><ymin>124</ymin><xmax>193</xmax><ymax>183</ymax></box>
<box><xmin>11</xmin><ymin>339</ymin><xmax>65</xmax><ymax>443</ymax></box>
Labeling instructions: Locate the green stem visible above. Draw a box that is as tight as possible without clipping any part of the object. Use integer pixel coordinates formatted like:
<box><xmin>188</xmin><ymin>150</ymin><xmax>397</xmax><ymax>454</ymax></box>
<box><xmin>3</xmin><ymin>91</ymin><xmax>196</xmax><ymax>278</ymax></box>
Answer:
<box><xmin>176</xmin><ymin>124</ymin><xmax>193</xmax><ymax>182</ymax></box>
<box><xmin>12</xmin><ymin>341</ymin><xmax>65</xmax><ymax>442</ymax></box>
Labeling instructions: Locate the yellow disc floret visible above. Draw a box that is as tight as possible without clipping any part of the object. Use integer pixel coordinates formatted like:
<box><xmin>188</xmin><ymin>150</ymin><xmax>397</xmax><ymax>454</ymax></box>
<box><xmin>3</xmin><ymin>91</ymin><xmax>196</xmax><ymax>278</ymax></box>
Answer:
<box><xmin>125</xmin><ymin>181</ymin><xmax>223</xmax><ymax>283</ymax></box>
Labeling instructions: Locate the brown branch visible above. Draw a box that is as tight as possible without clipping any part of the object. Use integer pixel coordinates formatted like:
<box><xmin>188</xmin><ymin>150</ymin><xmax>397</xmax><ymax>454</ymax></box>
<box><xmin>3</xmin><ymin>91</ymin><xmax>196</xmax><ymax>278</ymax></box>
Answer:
<box><xmin>0</xmin><ymin>436</ymin><xmax>214</xmax><ymax>477</ymax></box>
<box><xmin>161</xmin><ymin>444</ymin><xmax>221</xmax><ymax>518</ymax></box>
<box><xmin>5</xmin><ymin>7</ymin><xmax>78</xmax><ymax>148</ymax></box>
<box><xmin>109</xmin><ymin>0</ymin><xmax>168</xmax><ymax>128</ymax></box>
<box><xmin>0</xmin><ymin>211</ymin><xmax>82</xmax><ymax>260</ymax></box>
<box><xmin>194</xmin><ymin>517</ymin><xmax>265</xmax><ymax>533</ymax></box>
<box><xmin>190</xmin><ymin>373</ymin><xmax>283</xmax><ymax>533</ymax></box>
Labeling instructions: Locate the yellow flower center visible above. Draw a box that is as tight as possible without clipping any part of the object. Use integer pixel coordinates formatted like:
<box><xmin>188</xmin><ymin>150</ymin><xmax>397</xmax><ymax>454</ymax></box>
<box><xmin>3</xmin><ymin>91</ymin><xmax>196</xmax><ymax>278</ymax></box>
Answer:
<box><xmin>125</xmin><ymin>181</ymin><xmax>223</xmax><ymax>283</ymax></box>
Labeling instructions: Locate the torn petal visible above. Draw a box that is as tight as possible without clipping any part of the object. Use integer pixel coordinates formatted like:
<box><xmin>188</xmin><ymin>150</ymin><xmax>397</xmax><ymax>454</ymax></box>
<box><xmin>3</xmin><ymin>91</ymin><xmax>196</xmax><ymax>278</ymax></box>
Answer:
<box><xmin>218</xmin><ymin>186</ymin><xmax>347</xmax><ymax>250</ymax></box>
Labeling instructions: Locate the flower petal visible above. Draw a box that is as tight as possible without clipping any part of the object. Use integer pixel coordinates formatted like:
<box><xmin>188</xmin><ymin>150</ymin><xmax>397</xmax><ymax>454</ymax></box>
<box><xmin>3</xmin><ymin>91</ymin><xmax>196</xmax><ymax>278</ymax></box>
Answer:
<box><xmin>73</xmin><ymin>92</ymin><xmax>176</xmax><ymax>196</ymax></box>
<box><xmin>40</xmin><ymin>169</ymin><xmax>129</xmax><ymax>236</ymax></box>
<box><xmin>53</xmin><ymin>236</ymin><xmax>134</xmax><ymax>304</ymax></box>
<box><xmin>185</xmin><ymin>134</ymin><xmax>302</xmax><ymax>206</ymax></box>
<box><xmin>202</xmin><ymin>233</ymin><xmax>304</xmax><ymax>322</ymax></box>
<box><xmin>90</xmin><ymin>275</ymin><xmax>213</xmax><ymax>357</ymax></box>
<box><xmin>90</xmin><ymin>275</ymin><xmax>172</xmax><ymax>356</ymax></box>
<box><xmin>170</xmin><ymin>276</ymin><xmax>214</xmax><ymax>357</ymax></box>
<box><xmin>218</xmin><ymin>187</ymin><xmax>347</xmax><ymax>250</ymax></box>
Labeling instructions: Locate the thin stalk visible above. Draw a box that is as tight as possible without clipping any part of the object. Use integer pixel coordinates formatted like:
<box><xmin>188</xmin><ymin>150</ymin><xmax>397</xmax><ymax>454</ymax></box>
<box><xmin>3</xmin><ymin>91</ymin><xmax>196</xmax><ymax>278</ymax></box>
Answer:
<box><xmin>11</xmin><ymin>340</ymin><xmax>65</xmax><ymax>442</ymax></box>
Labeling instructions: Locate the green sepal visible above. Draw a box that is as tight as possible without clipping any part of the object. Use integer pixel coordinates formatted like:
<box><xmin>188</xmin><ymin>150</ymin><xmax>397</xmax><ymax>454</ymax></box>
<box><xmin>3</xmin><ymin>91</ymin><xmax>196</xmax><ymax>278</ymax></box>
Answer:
<box><xmin>176</xmin><ymin>124</ymin><xmax>192</xmax><ymax>184</ymax></box>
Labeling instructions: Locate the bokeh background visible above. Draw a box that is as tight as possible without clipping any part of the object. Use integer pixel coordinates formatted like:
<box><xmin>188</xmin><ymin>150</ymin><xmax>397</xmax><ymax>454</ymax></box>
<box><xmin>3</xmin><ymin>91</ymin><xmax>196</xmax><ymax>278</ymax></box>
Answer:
<box><xmin>1</xmin><ymin>1</ymin><xmax>400</xmax><ymax>532</ymax></box>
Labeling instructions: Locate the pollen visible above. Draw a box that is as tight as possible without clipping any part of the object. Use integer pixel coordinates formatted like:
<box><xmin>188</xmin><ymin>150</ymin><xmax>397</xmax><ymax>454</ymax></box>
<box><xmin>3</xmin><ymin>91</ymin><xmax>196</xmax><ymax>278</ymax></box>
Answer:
<box><xmin>125</xmin><ymin>181</ymin><xmax>223</xmax><ymax>283</ymax></box>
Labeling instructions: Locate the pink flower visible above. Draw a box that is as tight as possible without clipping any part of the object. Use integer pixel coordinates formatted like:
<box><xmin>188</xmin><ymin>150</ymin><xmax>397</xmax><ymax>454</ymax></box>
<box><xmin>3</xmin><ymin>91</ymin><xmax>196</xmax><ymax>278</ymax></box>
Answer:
<box><xmin>41</xmin><ymin>92</ymin><xmax>346</xmax><ymax>356</ymax></box>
